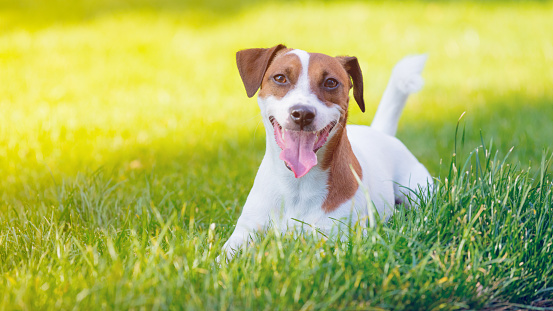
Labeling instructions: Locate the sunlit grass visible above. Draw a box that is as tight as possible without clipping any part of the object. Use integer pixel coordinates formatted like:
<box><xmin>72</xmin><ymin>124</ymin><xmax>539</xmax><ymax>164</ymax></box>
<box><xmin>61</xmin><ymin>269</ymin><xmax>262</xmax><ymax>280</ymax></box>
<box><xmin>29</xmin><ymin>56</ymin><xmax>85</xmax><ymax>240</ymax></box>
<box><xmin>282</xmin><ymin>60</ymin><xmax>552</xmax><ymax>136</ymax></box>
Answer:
<box><xmin>1</xmin><ymin>0</ymin><xmax>552</xmax><ymax>309</ymax></box>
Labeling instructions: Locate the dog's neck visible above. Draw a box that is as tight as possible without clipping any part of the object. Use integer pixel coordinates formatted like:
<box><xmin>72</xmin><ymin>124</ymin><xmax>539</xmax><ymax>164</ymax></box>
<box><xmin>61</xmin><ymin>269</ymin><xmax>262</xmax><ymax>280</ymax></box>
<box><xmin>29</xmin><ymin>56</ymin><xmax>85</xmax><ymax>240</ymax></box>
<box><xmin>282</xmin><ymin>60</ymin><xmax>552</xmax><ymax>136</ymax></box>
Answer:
<box><xmin>320</xmin><ymin>115</ymin><xmax>363</xmax><ymax>212</ymax></box>
<box><xmin>263</xmin><ymin>115</ymin><xmax>362</xmax><ymax>213</ymax></box>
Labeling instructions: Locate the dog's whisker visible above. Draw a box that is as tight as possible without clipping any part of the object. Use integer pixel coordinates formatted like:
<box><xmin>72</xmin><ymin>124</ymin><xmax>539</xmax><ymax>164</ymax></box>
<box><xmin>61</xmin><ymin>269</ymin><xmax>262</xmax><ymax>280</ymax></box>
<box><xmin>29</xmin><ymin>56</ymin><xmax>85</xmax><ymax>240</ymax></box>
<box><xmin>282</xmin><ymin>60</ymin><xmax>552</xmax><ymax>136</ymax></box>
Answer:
<box><xmin>334</xmin><ymin>122</ymin><xmax>345</xmax><ymax>131</ymax></box>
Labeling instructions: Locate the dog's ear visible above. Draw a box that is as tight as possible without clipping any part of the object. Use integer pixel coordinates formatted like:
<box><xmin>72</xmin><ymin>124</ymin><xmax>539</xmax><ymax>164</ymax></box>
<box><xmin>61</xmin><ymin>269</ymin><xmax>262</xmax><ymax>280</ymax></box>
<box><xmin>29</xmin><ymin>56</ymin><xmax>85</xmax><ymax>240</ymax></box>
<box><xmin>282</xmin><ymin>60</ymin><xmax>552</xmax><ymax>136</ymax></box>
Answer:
<box><xmin>236</xmin><ymin>44</ymin><xmax>287</xmax><ymax>98</ymax></box>
<box><xmin>338</xmin><ymin>56</ymin><xmax>365</xmax><ymax>113</ymax></box>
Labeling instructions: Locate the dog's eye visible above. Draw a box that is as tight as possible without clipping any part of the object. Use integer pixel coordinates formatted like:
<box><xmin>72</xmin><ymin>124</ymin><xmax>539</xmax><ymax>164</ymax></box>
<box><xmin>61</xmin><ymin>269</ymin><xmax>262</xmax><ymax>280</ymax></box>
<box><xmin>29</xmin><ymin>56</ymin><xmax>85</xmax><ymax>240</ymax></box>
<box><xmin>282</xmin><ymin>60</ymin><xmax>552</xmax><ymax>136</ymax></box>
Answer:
<box><xmin>273</xmin><ymin>74</ymin><xmax>287</xmax><ymax>84</ymax></box>
<box><xmin>324</xmin><ymin>78</ymin><xmax>339</xmax><ymax>89</ymax></box>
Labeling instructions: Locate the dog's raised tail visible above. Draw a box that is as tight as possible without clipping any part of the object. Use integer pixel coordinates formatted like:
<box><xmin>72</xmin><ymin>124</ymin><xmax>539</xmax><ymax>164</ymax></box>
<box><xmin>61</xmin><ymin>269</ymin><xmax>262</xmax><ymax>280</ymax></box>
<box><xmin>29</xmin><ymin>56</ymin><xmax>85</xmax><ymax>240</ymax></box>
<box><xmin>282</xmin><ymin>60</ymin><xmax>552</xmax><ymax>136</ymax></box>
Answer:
<box><xmin>370</xmin><ymin>54</ymin><xmax>427</xmax><ymax>137</ymax></box>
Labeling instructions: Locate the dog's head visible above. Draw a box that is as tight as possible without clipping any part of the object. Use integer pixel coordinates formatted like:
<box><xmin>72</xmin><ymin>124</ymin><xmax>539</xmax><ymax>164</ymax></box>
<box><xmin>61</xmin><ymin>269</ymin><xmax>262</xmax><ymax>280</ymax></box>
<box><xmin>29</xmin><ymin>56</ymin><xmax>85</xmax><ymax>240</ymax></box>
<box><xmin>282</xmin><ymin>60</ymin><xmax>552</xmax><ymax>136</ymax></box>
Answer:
<box><xmin>236</xmin><ymin>44</ymin><xmax>365</xmax><ymax>178</ymax></box>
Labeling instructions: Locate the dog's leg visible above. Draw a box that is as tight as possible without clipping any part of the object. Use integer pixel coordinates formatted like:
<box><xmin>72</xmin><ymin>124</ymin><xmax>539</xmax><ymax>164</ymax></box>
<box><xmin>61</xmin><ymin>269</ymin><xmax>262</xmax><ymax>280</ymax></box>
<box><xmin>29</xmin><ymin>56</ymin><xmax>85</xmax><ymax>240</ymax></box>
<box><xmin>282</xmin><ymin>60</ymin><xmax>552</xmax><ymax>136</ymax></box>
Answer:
<box><xmin>220</xmin><ymin>160</ymin><xmax>276</xmax><ymax>260</ymax></box>
<box><xmin>394</xmin><ymin>162</ymin><xmax>432</xmax><ymax>209</ymax></box>
<box><xmin>221</xmin><ymin>219</ymin><xmax>257</xmax><ymax>259</ymax></box>
<box><xmin>221</xmin><ymin>199</ymin><xmax>269</xmax><ymax>259</ymax></box>
<box><xmin>371</xmin><ymin>54</ymin><xmax>427</xmax><ymax>137</ymax></box>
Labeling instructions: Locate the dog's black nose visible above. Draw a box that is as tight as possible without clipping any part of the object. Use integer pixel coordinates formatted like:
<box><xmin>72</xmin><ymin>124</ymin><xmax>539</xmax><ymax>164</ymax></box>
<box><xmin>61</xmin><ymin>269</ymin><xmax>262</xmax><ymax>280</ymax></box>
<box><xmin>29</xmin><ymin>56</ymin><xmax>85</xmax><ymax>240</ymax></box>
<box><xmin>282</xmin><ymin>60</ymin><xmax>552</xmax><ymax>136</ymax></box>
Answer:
<box><xmin>290</xmin><ymin>105</ymin><xmax>315</xmax><ymax>130</ymax></box>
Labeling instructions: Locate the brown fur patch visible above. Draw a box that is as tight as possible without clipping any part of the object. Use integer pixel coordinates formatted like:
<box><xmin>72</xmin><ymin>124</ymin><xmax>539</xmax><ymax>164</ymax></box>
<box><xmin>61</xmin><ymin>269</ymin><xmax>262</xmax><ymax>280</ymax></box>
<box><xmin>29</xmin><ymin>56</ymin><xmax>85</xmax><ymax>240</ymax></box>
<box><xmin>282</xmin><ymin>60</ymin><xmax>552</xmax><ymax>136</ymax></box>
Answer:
<box><xmin>336</xmin><ymin>56</ymin><xmax>365</xmax><ymax>112</ymax></box>
<box><xmin>236</xmin><ymin>44</ymin><xmax>288</xmax><ymax>98</ymax></box>
<box><xmin>321</xmin><ymin>114</ymin><xmax>363</xmax><ymax>213</ymax></box>
<box><xmin>258</xmin><ymin>50</ymin><xmax>300</xmax><ymax>100</ymax></box>
<box><xmin>307</xmin><ymin>53</ymin><xmax>352</xmax><ymax>111</ymax></box>
<box><xmin>307</xmin><ymin>53</ymin><xmax>362</xmax><ymax>213</ymax></box>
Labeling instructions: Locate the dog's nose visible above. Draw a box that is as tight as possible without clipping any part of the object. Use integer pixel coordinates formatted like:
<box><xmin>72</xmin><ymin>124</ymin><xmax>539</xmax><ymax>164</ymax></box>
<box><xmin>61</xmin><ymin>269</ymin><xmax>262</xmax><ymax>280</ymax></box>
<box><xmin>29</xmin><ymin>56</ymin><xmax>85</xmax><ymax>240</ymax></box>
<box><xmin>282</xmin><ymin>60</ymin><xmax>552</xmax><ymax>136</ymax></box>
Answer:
<box><xmin>289</xmin><ymin>105</ymin><xmax>315</xmax><ymax>130</ymax></box>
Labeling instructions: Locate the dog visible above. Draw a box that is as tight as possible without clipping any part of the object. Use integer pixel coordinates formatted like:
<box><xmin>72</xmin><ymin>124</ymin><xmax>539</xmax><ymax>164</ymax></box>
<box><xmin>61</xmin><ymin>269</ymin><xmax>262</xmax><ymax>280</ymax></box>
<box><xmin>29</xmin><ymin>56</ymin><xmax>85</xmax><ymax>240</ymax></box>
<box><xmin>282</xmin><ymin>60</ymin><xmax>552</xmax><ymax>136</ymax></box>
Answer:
<box><xmin>222</xmin><ymin>44</ymin><xmax>431</xmax><ymax>258</ymax></box>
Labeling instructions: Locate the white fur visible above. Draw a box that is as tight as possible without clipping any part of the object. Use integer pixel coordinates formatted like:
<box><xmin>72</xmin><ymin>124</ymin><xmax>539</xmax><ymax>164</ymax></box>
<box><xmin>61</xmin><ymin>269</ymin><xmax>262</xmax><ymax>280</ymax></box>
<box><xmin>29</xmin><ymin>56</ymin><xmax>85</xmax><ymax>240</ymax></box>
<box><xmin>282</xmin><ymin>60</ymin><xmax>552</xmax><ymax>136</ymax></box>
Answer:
<box><xmin>266</xmin><ymin>50</ymin><xmax>341</xmax><ymax>133</ymax></box>
<box><xmin>221</xmin><ymin>53</ymin><xmax>431</xmax><ymax>259</ymax></box>
<box><xmin>371</xmin><ymin>54</ymin><xmax>428</xmax><ymax>136</ymax></box>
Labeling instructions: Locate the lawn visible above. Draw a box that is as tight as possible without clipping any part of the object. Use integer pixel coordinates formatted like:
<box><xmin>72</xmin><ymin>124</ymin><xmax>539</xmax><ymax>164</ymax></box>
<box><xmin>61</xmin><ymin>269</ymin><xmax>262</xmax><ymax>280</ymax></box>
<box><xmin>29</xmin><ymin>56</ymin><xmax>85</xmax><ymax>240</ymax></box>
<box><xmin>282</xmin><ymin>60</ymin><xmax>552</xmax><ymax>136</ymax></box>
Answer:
<box><xmin>1</xmin><ymin>0</ymin><xmax>552</xmax><ymax>309</ymax></box>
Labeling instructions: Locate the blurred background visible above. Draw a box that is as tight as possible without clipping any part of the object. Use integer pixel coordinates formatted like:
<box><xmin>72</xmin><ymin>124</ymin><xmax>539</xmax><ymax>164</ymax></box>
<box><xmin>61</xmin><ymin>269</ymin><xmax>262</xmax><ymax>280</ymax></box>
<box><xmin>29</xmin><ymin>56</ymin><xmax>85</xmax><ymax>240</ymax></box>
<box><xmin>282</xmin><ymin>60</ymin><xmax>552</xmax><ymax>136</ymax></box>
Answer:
<box><xmin>1</xmin><ymin>0</ymin><xmax>552</xmax><ymax>210</ymax></box>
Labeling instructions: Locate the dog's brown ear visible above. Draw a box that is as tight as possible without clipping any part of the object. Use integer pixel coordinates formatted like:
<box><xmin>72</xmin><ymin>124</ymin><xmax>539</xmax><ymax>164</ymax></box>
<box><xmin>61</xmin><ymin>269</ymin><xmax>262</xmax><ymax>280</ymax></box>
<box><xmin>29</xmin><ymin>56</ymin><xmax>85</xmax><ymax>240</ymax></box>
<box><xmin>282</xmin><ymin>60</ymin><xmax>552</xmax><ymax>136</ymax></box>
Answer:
<box><xmin>236</xmin><ymin>44</ymin><xmax>287</xmax><ymax>98</ymax></box>
<box><xmin>338</xmin><ymin>56</ymin><xmax>365</xmax><ymax>113</ymax></box>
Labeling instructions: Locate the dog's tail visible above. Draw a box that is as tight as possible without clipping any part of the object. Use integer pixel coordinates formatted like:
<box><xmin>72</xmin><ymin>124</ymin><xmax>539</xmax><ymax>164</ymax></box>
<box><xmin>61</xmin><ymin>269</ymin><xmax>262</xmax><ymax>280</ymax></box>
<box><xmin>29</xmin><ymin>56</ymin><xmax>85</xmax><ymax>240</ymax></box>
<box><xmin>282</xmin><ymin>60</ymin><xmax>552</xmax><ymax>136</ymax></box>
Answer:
<box><xmin>370</xmin><ymin>54</ymin><xmax>427</xmax><ymax>137</ymax></box>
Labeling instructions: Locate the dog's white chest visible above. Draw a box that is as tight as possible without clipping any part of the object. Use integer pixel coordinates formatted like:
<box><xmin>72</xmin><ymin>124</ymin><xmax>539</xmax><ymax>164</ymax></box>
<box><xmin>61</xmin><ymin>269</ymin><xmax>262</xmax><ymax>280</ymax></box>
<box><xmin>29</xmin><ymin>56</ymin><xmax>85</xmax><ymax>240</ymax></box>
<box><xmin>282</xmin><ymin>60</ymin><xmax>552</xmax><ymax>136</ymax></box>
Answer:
<box><xmin>268</xmin><ymin>164</ymin><xmax>331</xmax><ymax>228</ymax></box>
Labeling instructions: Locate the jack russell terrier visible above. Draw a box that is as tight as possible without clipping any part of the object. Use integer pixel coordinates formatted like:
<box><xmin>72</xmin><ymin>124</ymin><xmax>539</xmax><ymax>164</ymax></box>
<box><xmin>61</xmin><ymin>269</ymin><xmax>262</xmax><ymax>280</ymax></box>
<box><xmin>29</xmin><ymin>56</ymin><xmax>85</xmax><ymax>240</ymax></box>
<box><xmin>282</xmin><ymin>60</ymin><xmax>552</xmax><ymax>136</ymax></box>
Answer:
<box><xmin>222</xmin><ymin>44</ymin><xmax>431</xmax><ymax>258</ymax></box>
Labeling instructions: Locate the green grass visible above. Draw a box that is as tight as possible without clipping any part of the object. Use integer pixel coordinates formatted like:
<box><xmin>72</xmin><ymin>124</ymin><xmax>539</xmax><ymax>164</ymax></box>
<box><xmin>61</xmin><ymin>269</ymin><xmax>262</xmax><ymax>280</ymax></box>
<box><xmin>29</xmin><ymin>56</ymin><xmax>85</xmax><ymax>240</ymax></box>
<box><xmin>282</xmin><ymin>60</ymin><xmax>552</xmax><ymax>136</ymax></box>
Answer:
<box><xmin>1</xmin><ymin>0</ymin><xmax>553</xmax><ymax>309</ymax></box>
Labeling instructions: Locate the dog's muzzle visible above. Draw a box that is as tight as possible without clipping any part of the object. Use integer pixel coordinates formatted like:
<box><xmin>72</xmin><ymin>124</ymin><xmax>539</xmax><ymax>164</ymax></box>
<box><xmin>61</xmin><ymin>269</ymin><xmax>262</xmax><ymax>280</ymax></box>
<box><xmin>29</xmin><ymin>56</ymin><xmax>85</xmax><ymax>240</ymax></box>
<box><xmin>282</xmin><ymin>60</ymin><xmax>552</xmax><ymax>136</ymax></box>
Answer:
<box><xmin>269</xmin><ymin>115</ymin><xmax>336</xmax><ymax>178</ymax></box>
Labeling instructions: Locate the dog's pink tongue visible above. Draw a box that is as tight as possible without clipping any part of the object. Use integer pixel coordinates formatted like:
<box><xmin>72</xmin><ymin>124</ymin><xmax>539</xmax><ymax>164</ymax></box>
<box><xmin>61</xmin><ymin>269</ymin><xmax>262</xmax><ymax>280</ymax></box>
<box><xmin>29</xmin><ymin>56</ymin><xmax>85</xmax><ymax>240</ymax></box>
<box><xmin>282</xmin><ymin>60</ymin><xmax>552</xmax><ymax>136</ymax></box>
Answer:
<box><xmin>279</xmin><ymin>130</ymin><xmax>318</xmax><ymax>178</ymax></box>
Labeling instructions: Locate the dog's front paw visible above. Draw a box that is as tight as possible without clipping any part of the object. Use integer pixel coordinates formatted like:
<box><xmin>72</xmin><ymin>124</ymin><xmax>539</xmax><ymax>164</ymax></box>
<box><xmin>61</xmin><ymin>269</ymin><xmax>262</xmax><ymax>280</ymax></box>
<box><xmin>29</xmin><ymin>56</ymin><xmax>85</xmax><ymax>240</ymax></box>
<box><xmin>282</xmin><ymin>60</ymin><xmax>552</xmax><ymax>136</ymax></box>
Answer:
<box><xmin>218</xmin><ymin>237</ymin><xmax>243</xmax><ymax>263</ymax></box>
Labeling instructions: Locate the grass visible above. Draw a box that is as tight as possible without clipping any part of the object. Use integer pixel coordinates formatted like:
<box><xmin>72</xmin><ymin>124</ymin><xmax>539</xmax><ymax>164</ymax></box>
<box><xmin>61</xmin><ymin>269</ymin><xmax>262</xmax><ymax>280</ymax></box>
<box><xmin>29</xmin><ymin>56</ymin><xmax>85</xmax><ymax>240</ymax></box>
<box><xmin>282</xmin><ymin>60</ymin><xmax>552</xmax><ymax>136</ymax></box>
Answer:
<box><xmin>1</xmin><ymin>0</ymin><xmax>553</xmax><ymax>309</ymax></box>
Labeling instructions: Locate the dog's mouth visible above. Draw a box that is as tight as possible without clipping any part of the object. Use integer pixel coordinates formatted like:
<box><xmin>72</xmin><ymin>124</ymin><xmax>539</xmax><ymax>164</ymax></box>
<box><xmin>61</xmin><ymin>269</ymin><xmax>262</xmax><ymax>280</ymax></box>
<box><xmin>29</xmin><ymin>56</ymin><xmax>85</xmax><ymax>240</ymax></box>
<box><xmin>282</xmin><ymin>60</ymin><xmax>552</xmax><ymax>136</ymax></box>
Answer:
<box><xmin>269</xmin><ymin>116</ymin><xmax>337</xmax><ymax>178</ymax></box>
